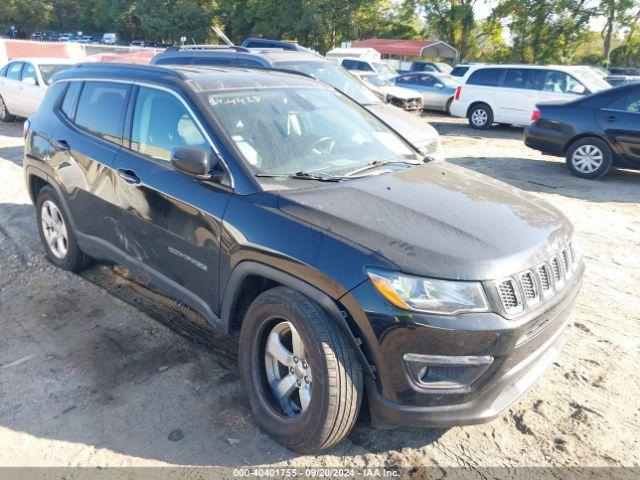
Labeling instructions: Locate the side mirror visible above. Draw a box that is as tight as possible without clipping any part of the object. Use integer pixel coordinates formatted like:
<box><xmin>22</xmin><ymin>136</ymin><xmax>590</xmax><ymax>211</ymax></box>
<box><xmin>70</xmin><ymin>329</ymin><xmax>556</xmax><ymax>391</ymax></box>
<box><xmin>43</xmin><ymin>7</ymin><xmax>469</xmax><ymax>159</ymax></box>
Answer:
<box><xmin>171</xmin><ymin>146</ymin><xmax>215</xmax><ymax>179</ymax></box>
<box><xmin>23</xmin><ymin>77</ymin><xmax>37</xmax><ymax>86</ymax></box>
<box><xmin>435</xmin><ymin>83</ymin><xmax>444</xmax><ymax>89</ymax></box>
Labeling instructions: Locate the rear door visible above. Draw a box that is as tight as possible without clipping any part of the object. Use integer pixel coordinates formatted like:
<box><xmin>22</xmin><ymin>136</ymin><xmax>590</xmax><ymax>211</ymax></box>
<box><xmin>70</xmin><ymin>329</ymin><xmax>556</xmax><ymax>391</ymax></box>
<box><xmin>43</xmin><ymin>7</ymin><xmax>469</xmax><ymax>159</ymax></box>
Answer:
<box><xmin>112</xmin><ymin>85</ymin><xmax>231</xmax><ymax>322</ymax></box>
<box><xmin>463</xmin><ymin>67</ymin><xmax>503</xmax><ymax>120</ymax></box>
<box><xmin>52</xmin><ymin>80</ymin><xmax>131</xmax><ymax>248</ymax></box>
<box><xmin>414</xmin><ymin>74</ymin><xmax>441</xmax><ymax>108</ymax></box>
<box><xmin>598</xmin><ymin>89</ymin><xmax>640</xmax><ymax>166</ymax></box>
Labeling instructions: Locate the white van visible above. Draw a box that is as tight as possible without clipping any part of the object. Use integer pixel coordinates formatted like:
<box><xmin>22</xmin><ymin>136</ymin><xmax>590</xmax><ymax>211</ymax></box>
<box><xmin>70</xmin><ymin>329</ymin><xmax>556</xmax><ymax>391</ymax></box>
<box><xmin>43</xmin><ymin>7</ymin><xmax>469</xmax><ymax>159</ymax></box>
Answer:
<box><xmin>449</xmin><ymin>64</ymin><xmax>611</xmax><ymax>129</ymax></box>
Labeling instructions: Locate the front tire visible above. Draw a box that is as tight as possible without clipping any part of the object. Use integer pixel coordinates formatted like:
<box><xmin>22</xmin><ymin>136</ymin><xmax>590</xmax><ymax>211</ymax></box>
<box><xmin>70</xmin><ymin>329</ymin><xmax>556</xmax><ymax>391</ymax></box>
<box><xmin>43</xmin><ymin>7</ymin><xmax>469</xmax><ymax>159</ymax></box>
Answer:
<box><xmin>0</xmin><ymin>95</ymin><xmax>15</xmax><ymax>122</ymax></box>
<box><xmin>36</xmin><ymin>186</ymin><xmax>92</xmax><ymax>271</ymax></box>
<box><xmin>468</xmin><ymin>103</ymin><xmax>493</xmax><ymax>129</ymax></box>
<box><xmin>239</xmin><ymin>286</ymin><xmax>362</xmax><ymax>452</ymax></box>
<box><xmin>566</xmin><ymin>137</ymin><xmax>613</xmax><ymax>179</ymax></box>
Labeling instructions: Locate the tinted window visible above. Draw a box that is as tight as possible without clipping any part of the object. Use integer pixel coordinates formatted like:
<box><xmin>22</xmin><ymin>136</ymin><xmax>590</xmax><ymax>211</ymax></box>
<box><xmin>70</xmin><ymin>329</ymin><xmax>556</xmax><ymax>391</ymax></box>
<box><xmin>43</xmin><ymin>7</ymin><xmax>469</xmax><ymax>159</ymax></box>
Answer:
<box><xmin>75</xmin><ymin>82</ymin><xmax>129</xmax><ymax>143</ymax></box>
<box><xmin>503</xmin><ymin>68</ymin><xmax>545</xmax><ymax>90</ymax></box>
<box><xmin>417</xmin><ymin>74</ymin><xmax>436</xmax><ymax>87</ymax></box>
<box><xmin>155</xmin><ymin>56</ymin><xmax>192</xmax><ymax>65</ymax></box>
<box><xmin>192</xmin><ymin>57</ymin><xmax>262</xmax><ymax>68</ymax></box>
<box><xmin>0</xmin><ymin>65</ymin><xmax>8</xmax><ymax>76</ymax></box>
<box><xmin>61</xmin><ymin>82</ymin><xmax>81</xmax><ymax>118</ymax></box>
<box><xmin>467</xmin><ymin>68</ymin><xmax>502</xmax><ymax>87</ymax></box>
<box><xmin>131</xmin><ymin>87</ymin><xmax>208</xmax><ymax>162</ymax></box>
<box><xmin>341</xmin><ymin>60</ymin><xmax>356</xmax><ymax>70</ymax></box>
<box><xmin>608</xmin><ymin>90</ymin><xmax>640</xmax><ymax>113</ymax></box>
<box><xmin>6</xmin><ymin>62</ymin><xmax>23</xmax><ymax>80</ymax></box>
<box><xmin>21</xmin><ymin>63</ymin><xmax>37</xmax><ymax>84</ymax></box>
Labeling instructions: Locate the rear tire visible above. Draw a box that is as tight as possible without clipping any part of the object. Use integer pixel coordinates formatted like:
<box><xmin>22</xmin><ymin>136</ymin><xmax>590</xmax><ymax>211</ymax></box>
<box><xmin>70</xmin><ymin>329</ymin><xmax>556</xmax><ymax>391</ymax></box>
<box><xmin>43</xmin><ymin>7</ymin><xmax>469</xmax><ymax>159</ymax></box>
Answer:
<box><xmin>0</xmin><ymin>95</ymin><xmax>15</xmax><ymax>122</ymax></box>
<box><xmin>239</xmin><ymin>286</ymin><xmax>362</xmax><ymax>452</ymax></box>
<box><xmin>468</xmin><ymin>103</ymin><xmax>493</xmax><ymax>129</ymax></box>
<box><xmin>566</xmin><ymin>137</ymin><xmax>613</xmax><ymax>179</ymax></box>
<box><xmin>36</xmin><ymin>186</ymin><xmax>92</xmax><ymax>271</ymax></box>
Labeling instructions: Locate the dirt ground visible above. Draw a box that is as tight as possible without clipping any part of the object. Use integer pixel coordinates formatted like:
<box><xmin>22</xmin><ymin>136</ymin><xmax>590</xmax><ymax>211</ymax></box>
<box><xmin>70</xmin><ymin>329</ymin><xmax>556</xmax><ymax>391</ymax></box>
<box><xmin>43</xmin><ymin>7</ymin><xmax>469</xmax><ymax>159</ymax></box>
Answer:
<box><xmin>0</xmin><ymin>112</ymin><xmax>638</xmax><ymax>470</ymax></box>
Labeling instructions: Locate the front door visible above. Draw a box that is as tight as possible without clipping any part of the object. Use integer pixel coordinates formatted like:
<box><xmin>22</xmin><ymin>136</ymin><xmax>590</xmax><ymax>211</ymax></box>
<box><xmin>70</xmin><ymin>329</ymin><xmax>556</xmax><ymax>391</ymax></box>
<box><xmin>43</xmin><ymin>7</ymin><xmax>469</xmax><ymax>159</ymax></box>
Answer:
<box><xmin>1</xmin><ymin>62</ymin><xmax>25</xmax><ymax>115</ymax></box>
<box><xmin>598</xmin><ymin>89</ymin><xmax>640</xmax><ymax>166</ymax></box>
<box><xmin>112</xmin><ymin>85</ymin><xmax>231</xmax><ymax>323</ymax></box>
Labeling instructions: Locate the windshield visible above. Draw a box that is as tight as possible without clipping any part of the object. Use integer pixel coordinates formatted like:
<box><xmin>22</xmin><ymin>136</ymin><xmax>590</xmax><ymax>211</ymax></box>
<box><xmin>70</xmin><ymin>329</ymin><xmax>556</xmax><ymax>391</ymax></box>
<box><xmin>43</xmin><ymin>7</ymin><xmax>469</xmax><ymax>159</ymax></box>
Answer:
<box><xmin>273</xmin><ymin>60</ymin><xmax>381</xmax><ymax>105</ymax></box>
<box><xmin>365</xmin><ymin>74</ymin><xmax>391</xmax><ymax>87</ymax></box>
<box><xmin>202</xmin><ymin>87</ymin><xmax>419</xmax><ymax>177</ymax></box>
<box><xmin>435</xmin><ymin>62</ymin><xmax>453</xmax><ymax>73</ymax></box>
<box><xmin>38</xmin><ymin>64</ymin><xmax>73</xmax><ymax>85</ymax></box>
<box><xmin>572</xmin><ymin>68</ymin><xmax>611</xmax><ymax>92</ymax></box>
<box><xmin>373</xmin><ymin>62</ymin><xmax>396</xmax><ymax>76</ymax></box>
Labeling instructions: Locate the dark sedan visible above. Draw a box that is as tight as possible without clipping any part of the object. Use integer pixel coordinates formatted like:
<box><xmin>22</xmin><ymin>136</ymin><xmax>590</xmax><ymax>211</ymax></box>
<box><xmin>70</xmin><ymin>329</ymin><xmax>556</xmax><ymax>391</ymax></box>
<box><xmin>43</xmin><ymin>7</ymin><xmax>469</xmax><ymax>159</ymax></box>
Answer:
<box><xmin>525</xmin><ymin>83</ymin><xmax>640</xmax><ymax>178</ymax></box>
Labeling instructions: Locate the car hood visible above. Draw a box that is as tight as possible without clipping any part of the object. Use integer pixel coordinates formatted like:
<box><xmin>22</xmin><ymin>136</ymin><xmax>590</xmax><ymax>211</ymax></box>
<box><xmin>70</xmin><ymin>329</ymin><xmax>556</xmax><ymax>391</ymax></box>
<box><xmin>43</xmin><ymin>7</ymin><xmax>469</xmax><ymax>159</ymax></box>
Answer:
<box><xmin>365</xmin><ymin>102</ymin><xmax>439</xmax><ymax>146</ymax></box>
<box><xmin>381</xmin><ymin>86</ymin><xmax>421</xmax><ymax>99</ymax></box>
<box><xmin>277</xmin><ymin>162</ymin><xmax>572</xmax><ymax>281</ymax></box>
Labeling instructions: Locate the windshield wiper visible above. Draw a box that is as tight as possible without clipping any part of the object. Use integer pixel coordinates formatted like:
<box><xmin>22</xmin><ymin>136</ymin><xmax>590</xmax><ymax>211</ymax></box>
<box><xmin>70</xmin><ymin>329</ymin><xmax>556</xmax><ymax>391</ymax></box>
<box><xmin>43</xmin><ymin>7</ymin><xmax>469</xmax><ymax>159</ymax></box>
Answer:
<box><xmin>343</xmin><ymin>159</ymin><xmax>422</xmax><ymax>178</ymax></box>
<box><xmin>255</xmin><ymin>171</ymin><xmax>343</xmax><ymax>182</ymax></box>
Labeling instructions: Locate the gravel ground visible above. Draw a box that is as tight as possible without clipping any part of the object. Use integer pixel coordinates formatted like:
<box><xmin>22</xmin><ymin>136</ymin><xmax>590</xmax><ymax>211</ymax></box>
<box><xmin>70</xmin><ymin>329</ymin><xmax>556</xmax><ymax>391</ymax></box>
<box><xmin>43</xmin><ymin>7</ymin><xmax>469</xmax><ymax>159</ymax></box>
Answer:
<box><xmin>0</xmin><ymin>112</ymin><xmax>638</xmax><ymax>469</ymax></box>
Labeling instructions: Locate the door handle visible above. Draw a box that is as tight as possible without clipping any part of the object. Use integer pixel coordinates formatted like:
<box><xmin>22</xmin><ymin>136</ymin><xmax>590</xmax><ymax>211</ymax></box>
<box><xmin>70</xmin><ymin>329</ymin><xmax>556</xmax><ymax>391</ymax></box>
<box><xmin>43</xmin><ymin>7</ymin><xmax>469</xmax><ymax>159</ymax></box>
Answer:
<box><xmin>54</xmin><ymin>139</ymin><xmax>71</xmax><ymax>151</ymax></box>
<box><xmin>605</xmin><ymin>115</ymin><xmax>618</xmax><ymax>123</ymax></box>
<box><xmin>117</xmin><ymin>168</ymin><xmax>140</xmax><ymax>185</ymax></box>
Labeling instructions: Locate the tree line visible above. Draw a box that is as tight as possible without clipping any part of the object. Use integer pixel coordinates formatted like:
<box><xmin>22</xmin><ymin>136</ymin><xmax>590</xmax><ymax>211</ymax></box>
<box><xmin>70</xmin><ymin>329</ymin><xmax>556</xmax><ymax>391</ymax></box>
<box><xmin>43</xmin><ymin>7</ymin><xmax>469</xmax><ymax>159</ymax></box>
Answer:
<box><xmin>1</xmin><ymin>0</ymin><xmax>638</xmax><ymax>66</ymax></box>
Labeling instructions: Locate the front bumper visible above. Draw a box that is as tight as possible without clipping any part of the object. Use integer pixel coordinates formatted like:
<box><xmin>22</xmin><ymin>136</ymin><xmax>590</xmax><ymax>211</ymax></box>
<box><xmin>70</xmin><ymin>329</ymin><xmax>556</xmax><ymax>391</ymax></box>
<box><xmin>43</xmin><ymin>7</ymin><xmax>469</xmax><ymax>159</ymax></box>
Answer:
<box><xmin>343</xmin><ymin>262</ymin><xmax>583</xmax><ymax>428</ymax></box>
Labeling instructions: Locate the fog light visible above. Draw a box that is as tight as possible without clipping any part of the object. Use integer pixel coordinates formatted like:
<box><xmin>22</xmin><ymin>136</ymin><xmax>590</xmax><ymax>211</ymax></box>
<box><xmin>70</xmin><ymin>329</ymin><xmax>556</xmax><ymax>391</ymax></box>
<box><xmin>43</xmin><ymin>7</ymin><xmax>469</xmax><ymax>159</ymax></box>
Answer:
<box><xmin>403</xmin><ymin>353</ymin><xmax>493</xmax><ymax>393</ymax></box>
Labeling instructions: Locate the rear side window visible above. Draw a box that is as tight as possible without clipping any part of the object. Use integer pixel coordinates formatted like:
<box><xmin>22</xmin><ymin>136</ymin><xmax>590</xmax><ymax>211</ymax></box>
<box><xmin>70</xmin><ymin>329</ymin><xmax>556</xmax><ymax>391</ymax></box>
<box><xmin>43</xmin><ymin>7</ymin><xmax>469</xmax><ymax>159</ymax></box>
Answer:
<box><xmin>608</xmin><ymin>90</ymin><xmax>640</xmax><ymax>113</ymax></box>
<box><xmin>75</xmin><ymin>82</ymin><xmax>130</xmax><ymax>143</ymax></box>
<box><xmin>6</xmin><ymin>62</ymin><xmax>23</xmax><ymax>80</ymax></box>
<box><xmin>61</xmin><ymin>82</ymin><xmax>82</xmax><ymax>118</ymax></box>
<box><xmin>341</xmin><ymin>60</ymin><xmax>357</xmax><ymax>70</ymax></box>
<box><xmin>21</xmin><ymin>63</ymin><xmax>37</xmax><ymax>84</ymax></box>
<box><xmin>503</xmin><ymin>69</ymin><xmax>545</xmax><ymax>90</ymax></box>
<box><xmin>155</xmin><ymin>56</ymin><xmax>192</xmax><ymax>65</ymax></box>
<box><xmin>467</xmin><ymin>68</ymin><xmax>502</xmax><ymax>87</ymax></box>
<box><xmin>450</xmin><ymin>66</ymin><xmax>469</xmax><ymax>77</ymax></box>
<box><xmin>130</xmin><ymin>87</ymin><xmax>208</xmax><ymax>162</ymax></box>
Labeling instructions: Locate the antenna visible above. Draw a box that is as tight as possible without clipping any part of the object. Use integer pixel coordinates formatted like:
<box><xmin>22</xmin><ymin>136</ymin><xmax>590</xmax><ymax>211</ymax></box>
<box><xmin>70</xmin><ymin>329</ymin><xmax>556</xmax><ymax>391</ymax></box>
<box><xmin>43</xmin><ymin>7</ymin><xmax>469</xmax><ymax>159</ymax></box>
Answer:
<box><xmin>211</xmin><ymin>26</ymin><xmax>234</xmax><ymax>47</ymax></box>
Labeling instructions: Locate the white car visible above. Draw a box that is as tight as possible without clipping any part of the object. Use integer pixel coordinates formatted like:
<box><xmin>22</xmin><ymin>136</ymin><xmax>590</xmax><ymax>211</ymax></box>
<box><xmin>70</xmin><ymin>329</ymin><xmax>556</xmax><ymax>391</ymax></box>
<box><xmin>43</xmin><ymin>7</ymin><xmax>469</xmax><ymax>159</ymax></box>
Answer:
<box><xmin>354</xmin><ymin>72</ymin><xmax>423</xmax><ymax>111</ymax></box>
<box><xmin>449</xmin><ymin>64</ymin><xmax>612</xmax><ymax>129</ymax></box>
<box><xmin>0</xmin><ymin>58</ymin><xmax>77</xmax><ymax>121</ymax></box>
<box><xmin>101</xmin><ymin>33</ymin><xmax>118</xmax><ymax>45</ymax></box>
<box><xmin>337</xmin><ymin>57</ymin><xmax>398</xmax><ymax>79</ymax></box>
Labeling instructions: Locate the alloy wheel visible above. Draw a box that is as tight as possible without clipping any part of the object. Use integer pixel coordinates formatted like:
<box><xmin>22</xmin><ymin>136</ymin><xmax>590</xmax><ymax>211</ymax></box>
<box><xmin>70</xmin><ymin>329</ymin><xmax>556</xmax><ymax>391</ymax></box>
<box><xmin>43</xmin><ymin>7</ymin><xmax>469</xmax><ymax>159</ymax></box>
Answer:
<box><xmin>263</xmin><ymin>321</ymin><xmax>312</xmax><ymax>417</ymax></box>
<box><xmin>471</xmin><ymin>108</ymin><xmax>488</xmax><ymax>127</ymax></box>
<box><xmin>41</xmin><ymin>200</ymin><xmax>69</xmax><ymax>259</ymax></box>
<box><xmin>572</xmin><ymin>145</ymin><xmax>604</xmax><ymax>174</ymax></box>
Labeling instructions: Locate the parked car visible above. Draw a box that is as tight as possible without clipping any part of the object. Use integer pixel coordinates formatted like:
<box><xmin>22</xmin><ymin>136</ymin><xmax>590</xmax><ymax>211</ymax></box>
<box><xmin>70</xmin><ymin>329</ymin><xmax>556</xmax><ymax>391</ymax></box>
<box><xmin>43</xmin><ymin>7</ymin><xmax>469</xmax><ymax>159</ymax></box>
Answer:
<box><xmin>450</xmin><ymin>64</ymin><xmax>612</xmax><ymax>129</ymax></box>
<box><xmin>393</xmin><ymin>72</ymin><xmax>459</xmax><ymax>113</ymax></box>
<box><xmin>524</xmin><ymin>83</ymin><xmax>640</xmax><ymax>179</ymax></box>
<box><xmin>25</xmin><ymin>62</ymin><xmax>583</xmax><ymax>451</ymax></box>
<box><xmin>409</xmin><ymin>61</ymin><xmax>453</xmax><ymax>74</ymax></box>
<box><xmin>151</xmin><ymin>46</ymin><xmax>443</xmax><ymax>159</ymax></box>
<box><xmin>354</xmin><ymin>72</ymin><xmax>423</xmax><ymax>110</ymax></box>
<box><xmin>101</xmin><ymin>33</ymin><xmax>118</xmax><ymax>45</ymax></box>
<box><xmin>606</xmin><ymin>75</ymin><xmax>640</xmax><ymax>87</ymax></box>
<box><xmin>0</xmin><ymin>58</ymin><xmax>76</xmax><ymax>121</ymax></box>
<box><xmin>608</xmin><ymin>67</ymin><xmax>640</xmax><ymax>76</ymax></box>
<box><xmin>337</xmin><ymin>57</ymin><xmax>398</xmax><ymax>79</ymax></box>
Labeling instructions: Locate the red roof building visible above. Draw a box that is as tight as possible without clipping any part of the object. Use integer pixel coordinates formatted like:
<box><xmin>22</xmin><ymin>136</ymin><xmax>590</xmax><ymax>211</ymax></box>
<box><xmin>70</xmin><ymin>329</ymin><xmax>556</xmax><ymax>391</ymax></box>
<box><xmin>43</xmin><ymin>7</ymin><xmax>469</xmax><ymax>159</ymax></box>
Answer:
<box><xmin>351</xmin><ymin>39</ymin><xmax>457</xmax><ymax>59</ymax></box>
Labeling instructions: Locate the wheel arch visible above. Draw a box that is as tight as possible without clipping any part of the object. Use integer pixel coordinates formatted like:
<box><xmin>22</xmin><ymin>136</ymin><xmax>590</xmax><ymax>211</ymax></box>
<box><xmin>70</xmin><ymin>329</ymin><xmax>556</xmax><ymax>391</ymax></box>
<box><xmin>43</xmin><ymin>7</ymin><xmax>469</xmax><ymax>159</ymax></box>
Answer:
<box><xmin>221</xmin><ymin>261</ymin><xmax>375</xmax><ymax>378</ymax></box>
<box><xmin>563</xmin><ymin>132</ymin><xmax>612</xmax><ymax>155</ymax></box>
<box><xmin>466</xmin><ymin>101</ymin><xmax>493</xmax><ymax>118</ymax></box>
<box><xmin>26</xmin><ymin>166</ymin><xmax>79</xmax><ymax>233</ymax></box>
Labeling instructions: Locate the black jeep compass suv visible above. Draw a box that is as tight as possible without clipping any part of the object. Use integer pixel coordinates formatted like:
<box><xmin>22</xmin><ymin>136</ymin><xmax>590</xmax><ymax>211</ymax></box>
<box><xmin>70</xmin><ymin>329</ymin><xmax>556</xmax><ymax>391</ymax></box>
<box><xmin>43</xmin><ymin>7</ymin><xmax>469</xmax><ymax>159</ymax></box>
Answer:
<box><xmin>24</xmin><ymin>63</ymin><xmax>584</xmax><ymax>452</ymax></box>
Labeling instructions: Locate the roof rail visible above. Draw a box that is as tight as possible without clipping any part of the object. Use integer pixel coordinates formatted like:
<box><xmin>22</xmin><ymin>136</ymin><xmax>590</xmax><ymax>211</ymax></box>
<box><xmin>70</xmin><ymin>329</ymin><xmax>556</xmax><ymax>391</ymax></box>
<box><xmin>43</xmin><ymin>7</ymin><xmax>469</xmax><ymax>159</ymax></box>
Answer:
<box><xmin>71</xmin><ymin>62</ymin><xmax>186</xmax><ymax>79</ymax></box>
<box><xmin>165</xmin><ymin>45</ymin><xmax>250</xmax><ymax>53</ymax></box>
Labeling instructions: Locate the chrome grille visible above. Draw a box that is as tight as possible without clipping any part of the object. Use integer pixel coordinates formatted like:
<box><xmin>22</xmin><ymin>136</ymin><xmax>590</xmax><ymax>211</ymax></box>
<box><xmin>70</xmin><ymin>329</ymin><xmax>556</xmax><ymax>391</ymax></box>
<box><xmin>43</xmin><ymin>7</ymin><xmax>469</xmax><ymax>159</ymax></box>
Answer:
<box><xmin>494</xmin><ymin>244</ymin><xmax>577</xmax><ymax>316</ymax></box>
<box><xmin>497</xmin><ymin>279</ymin><xmax>521</xmax><ymax>313</ymax></box>
<box><xmin>520</xmin><ymin>272</ymin><xmax>539</xmax><ymax>302</ymax></box>
<box><xmin>538</xmin><ymin>265</ymin><xmax>551</xmax><ymax>291</ymax></box>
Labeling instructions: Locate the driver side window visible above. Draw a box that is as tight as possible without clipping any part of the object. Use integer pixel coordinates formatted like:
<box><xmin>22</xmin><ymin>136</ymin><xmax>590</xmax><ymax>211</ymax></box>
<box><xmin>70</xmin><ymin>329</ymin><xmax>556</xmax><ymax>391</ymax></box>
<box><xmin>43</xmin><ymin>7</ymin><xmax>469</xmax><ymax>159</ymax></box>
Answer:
<box><xmin>130</xmin><ymin>87</ymin><xmax>208</xmax><ymax>162</ymax></box>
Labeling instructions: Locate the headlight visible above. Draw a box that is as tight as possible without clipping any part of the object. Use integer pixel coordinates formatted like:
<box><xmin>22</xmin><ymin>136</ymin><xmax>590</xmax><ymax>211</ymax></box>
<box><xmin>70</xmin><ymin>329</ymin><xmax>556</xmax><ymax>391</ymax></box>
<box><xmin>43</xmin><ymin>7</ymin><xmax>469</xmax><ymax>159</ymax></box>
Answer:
<box><xmin>367</xmin><ymin>269</ymin><xmax>489</xmax><ymax>315</ymax></box>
